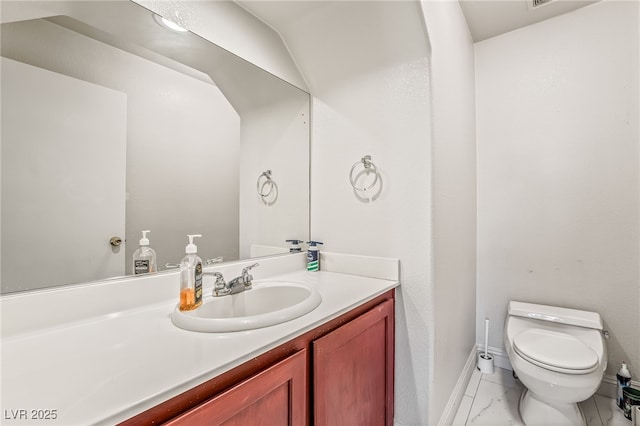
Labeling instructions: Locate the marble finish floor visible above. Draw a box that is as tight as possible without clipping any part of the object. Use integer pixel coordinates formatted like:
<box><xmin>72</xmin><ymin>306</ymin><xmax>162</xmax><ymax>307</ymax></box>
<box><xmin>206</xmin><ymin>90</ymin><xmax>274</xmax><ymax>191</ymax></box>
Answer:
<box><xmin>453</xmin><ymin>367</ymin><xmax>629</xmax><ymax>426</ymax></box>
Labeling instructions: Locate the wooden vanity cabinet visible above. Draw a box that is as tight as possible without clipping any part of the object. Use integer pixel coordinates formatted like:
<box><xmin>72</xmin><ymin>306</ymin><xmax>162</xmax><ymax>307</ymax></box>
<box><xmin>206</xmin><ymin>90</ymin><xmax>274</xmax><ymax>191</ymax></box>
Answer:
<box><xmin>120</xmin><ymin>290</ymin><xmax>394</xmax><ymax>426</ymax></box>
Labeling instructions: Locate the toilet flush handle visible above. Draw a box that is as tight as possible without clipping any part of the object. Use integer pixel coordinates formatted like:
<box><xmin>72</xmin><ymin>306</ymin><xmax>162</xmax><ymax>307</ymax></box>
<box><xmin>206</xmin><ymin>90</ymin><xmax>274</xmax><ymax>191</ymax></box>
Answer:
<box><xmin>602</xmin><ymin>330</ymin><xmax>610</xmax><ymax>339</ymax></box>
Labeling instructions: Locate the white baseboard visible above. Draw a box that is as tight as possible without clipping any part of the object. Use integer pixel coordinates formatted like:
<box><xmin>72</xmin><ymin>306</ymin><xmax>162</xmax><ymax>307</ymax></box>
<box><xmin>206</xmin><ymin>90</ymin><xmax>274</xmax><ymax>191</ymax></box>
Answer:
<box><xmin>598</xmin><ymin>376</ymin><xmax>618</xmax><ymax>399</ymax></box>
<box><xmin>597</xmin><ymin>374</ymin><xmax>640</xmax><ymax>399</ymax></box>
<box><xmin>437</xmin><ymin>346</ymin><xmax>478</xmax><ymax>426</ymax></box>
<box><xmin>476</xmin><ymin>345</ymin><xmax>511</xmax><ymax>371</ymax></box>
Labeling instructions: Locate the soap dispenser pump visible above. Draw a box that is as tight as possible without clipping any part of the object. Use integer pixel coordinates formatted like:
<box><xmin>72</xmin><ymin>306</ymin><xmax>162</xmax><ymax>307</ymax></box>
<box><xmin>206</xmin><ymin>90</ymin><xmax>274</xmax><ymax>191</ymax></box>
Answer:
<box><xmin>179</xmin><ymin>234</ymin><xmax>203</xmax><ymax>311</ymax></box>
<box><xmin>133</xmin><ymin>230</ymin><xmax>157</xmax><ymax>275</ymax></box>
<box><xmin>306</xmin><ymin>241</ymin><xmax>323</xmax><ymax>272</ymax></box>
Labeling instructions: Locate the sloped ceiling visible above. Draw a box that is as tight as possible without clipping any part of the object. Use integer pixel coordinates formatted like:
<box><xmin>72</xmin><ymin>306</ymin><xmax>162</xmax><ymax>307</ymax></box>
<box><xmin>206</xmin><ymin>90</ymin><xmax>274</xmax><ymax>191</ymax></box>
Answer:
<box><xmin>239</xmin><ymin>0</ymin><xmax>601</xmax><ymax>44</ymax></box>
<box><xmin>458</xmin><ymin>0</ymin><xmax>600</xmax><ymax>42</ymax></box>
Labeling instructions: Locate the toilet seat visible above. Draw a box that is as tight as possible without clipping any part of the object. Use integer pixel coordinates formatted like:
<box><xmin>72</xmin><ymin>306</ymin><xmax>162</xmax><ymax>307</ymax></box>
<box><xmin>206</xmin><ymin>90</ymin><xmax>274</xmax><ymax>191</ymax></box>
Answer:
<box><xmin>513</xmin><ymin>328</ymin><xmax>599</xmax><ymax>375</ymax></box>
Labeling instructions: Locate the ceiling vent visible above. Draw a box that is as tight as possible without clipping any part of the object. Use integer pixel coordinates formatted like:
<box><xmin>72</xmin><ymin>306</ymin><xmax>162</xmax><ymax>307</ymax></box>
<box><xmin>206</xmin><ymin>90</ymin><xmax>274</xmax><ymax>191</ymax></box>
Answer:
<box><xmin>530</xmin><ymin>0</ymin><xmax>554</xmax><ymax>9</ymax></box>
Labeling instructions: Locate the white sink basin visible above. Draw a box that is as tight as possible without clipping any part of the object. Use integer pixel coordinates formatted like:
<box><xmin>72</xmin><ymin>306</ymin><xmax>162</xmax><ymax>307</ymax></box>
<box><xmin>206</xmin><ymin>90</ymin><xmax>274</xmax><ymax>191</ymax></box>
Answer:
<box><xmin>171</xmin><ymin>280</ymin><xmax>322</xmax><ymax>332</ymax></box>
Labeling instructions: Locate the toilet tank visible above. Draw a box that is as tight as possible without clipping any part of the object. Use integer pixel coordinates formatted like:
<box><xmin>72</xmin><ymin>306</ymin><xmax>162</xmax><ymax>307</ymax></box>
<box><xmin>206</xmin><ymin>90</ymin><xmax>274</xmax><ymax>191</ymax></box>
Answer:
<box><xmin>508</xmin><ymin>301</ymin><xmax>603</xmax><ymax>330</ymax></box>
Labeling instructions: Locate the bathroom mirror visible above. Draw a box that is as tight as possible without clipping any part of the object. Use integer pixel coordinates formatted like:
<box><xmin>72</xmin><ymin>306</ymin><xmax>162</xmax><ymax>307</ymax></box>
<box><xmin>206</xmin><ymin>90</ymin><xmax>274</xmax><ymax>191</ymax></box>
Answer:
<box><xmin>0</xmin><ymin>0</ymin><xmax>310</xmax><ymax>294</ymax></box>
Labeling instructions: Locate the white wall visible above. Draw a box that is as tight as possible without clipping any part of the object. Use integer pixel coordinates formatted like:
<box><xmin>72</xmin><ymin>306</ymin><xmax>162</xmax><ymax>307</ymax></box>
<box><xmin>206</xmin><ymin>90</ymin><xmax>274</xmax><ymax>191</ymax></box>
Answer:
<box><xmin>239</xmin><ymin>98</ymin><xmax>309</xmax><ymax>258</ymax></box>
<box><xmin>277</xmin><ymin>3</ymin><xmax>432</xmax><ymax>423</ymax></box>
<box><xmin>476</xmin><ymin>0</ymin><xmax>639</xmax><ymax>378</ymax></box>
<box><xmin>2</xmin><ymin>57</ymin><xmax>127</xmax><ymax>292</ymax></box>
<box><xmin>420</xmin><ymin>1</ymin><xmax>477</xmax><ymax>424</ymax></box>
<box><xmin>271</xmin><ymin>1</ymin><xmax>477</xmax><ymax>424</ymax></box>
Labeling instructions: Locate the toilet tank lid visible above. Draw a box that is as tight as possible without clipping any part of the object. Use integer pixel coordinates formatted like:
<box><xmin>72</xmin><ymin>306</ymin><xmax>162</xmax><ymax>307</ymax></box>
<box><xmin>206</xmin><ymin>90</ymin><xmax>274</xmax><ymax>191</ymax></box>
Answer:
<box><xmin>508</xmin><ymin>301</ymin><xmax>603</xmax><ymax>330</ymax></box>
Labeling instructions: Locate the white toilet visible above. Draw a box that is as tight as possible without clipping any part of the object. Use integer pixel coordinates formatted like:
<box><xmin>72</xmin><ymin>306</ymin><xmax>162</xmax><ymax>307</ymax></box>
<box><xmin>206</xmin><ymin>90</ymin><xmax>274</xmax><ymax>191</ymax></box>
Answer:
<box><xmin>504</xmin><ymin>301</ymin><xmax>607</xmax><ymax>426</ymax></box>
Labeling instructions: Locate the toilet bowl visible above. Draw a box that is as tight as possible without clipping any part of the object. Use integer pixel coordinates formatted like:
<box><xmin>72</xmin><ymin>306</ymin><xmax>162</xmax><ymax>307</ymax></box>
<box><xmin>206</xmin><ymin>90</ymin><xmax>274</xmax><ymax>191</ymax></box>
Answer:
<box><xmin>504</xmin><ymin>301</ymin><xmax>607</xmax><ymax>426</ymax></box>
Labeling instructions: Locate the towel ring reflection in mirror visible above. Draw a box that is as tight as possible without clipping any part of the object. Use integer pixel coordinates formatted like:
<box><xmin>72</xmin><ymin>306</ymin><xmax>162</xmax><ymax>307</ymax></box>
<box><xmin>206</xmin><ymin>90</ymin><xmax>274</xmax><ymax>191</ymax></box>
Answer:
<box><xmin>257</xmin><ymin>170</ymin><xmax>278</xmax><ymax>205</ymax></box>
<box><xmin>349</xmin><ymin>155</ymin><xmax>381</xmax><ymax>201</ymax></box>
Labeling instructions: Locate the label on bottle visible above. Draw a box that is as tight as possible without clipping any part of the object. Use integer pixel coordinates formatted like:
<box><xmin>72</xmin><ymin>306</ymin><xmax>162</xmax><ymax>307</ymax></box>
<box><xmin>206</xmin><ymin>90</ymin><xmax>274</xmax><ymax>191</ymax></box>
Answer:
<box><xmin>617</xmin><ymin>373</ymin><xmax>632</xmax><ymax>408</ymax></box>
<box><xmin>194</xmin><ymin>261</ymin><xmax>203</xmax><ymax>304</ymax></box>
<box><xmin>307</xmin><ymin>250</ymin><xmax>319</xmax><ymax>272</ymax></box>
<box><xmin>134</xmin><ymin>259</ymin><xmax>150</xmax><ymax>275</ymax></box>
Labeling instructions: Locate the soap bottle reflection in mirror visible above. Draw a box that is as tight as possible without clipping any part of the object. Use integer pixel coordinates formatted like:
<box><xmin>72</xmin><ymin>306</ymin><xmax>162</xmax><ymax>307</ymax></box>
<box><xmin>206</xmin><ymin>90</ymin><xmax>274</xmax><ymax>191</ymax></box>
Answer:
<box><xmin>179</xmin><ymin>234</ymin><xmax>203</xmax><ymax>311</ymax></box>
<box><xmin>132</xmin><ymin>230</ymin><xmax>157</xmax><ymax>275</ymax></box>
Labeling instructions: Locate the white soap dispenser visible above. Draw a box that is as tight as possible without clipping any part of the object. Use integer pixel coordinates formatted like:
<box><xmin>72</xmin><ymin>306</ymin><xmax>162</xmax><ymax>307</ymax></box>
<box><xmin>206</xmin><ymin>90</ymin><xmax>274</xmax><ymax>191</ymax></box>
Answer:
<box><xmin>132</xmin><ymin>230</ymin><xmax>157</xmax><ymax>275</ymax></box>
<box><xmin>179</xmin><ymin>234</ymin><xmax>203</xmax><ymax>311</ymax></box>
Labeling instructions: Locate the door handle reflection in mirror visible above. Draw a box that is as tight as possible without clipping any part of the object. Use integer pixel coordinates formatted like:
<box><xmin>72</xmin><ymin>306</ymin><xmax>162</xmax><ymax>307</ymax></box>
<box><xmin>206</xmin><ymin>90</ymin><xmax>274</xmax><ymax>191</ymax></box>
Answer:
<box><xmin>110</xmin><ymin>236</ymin><xmax>123</xmax><ymax>247</ymax></box>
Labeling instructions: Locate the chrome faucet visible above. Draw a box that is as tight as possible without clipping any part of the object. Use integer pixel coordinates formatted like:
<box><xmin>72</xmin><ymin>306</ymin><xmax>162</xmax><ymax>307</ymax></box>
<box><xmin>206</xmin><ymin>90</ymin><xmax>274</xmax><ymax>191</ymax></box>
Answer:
<box><xmin>227</xmin><ymin>263</ymin><xmax>259</xmax><ymax>294</ymax></box>
<box><xmin>206</xmin><ymin>263</ymin><xmax>259</xmax><ymax>297</ymax></box>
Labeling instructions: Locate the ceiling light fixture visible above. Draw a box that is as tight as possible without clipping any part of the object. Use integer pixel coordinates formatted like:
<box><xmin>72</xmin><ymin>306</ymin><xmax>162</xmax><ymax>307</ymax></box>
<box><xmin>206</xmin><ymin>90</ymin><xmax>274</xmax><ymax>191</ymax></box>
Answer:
<box><xmin>153</xmin><ymin>14</ymin><xmax>188</xmax><ymax>33</ymax></box>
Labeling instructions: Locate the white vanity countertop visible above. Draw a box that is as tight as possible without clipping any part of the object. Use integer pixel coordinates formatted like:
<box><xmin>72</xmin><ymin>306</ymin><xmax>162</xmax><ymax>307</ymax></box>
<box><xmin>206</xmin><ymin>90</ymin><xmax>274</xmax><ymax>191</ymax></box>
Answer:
<box><xmin>0</xmin><ymin>253</ymin><xmax>399</xmax><ymax>425</ymax></box>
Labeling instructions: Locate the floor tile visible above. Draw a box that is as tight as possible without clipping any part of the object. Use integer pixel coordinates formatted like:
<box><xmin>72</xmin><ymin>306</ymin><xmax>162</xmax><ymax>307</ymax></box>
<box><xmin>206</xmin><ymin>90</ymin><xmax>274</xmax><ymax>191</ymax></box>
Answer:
<box><xmin>466</xmin><ymin>378</ymin><xmax>524</xmax><ymax>425</ymax></box>
<box><xmin>481</xmin><ymin>366</ymin><xmax>519</xmax><ymax>389</ymax></box>
<box><xmin>593</xmin><ymin>394</ymin><xmax>629</xmax><ymax>426</ymax></box>
<box><xmin>452</xmin><ymin>395</ymin><xmax>474</xmax><ymax>426</ymax></box>
<box><xmin>458</xmin><ymin>366</ymin><xmax>621</xmax><ymax>426</ymax></box>
<box><xmin>580</xmin><ymin>397</ymin><xmax>604</xmax><ymax>426</ymax></box>
<box><xmin>465</xmin><ymin>368</ymin><xmax>482</xmax><ymax>397</ymax></box>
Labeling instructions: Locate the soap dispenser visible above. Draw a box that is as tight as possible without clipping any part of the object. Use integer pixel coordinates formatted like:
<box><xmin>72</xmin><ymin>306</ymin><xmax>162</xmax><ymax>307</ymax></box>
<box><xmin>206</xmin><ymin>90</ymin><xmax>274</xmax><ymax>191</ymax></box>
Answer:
<box><xmin>286</xmin><ymin>239</ymin><xmax>304</xmax><ymax>253</ymax></box>
<box><xmin>306</xmin><ymin>241</ymin><xmax>323</xmax><ymax>272</ymax></box>
<box><xmin>179</xmin><ymin>234</ymin><xmax>203</xmax><ymax>311</ymax></box>
<box><xmin>132</xmin><ymin>230</ymin><xmax>157</xmax><ymax>275</ymax></box>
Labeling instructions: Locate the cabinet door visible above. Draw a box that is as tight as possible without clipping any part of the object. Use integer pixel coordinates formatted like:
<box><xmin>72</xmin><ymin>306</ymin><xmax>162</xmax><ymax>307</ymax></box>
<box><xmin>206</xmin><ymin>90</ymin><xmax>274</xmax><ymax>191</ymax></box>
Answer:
<box><xmin>313</xmin><ymin>299</ymin><xmax>394</xmax><ymax>426</ymax></box>
<box><xmin>165</xmin><ymin>349</ymin><xmax>307</xmax><ymax>426</ymax></box>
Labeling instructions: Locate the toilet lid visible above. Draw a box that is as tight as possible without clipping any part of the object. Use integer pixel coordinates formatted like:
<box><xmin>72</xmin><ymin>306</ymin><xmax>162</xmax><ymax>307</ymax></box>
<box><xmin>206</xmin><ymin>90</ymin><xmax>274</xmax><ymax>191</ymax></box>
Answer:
<box><xmin>513</xmin><ymin>328</ymin><xmax>599</xmax><ymax>374</ymax></box>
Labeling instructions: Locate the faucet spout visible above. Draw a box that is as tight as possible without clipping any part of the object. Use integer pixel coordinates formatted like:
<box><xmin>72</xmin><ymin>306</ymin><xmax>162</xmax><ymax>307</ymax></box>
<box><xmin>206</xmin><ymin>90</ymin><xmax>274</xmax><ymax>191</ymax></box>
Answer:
<box><xmin>227</xmin><ymin>280</ymin><xmax>247</xmax><ymax>294</ymax></box>
<box><xmin>208</xmin><ymin>263</ymin><xmax>260</xmax><ymax>297</ymax></box>
<box><xmin>226</xmin><ymin>263</ymin><xmax>259</xmax><ymax>295</ymax></box>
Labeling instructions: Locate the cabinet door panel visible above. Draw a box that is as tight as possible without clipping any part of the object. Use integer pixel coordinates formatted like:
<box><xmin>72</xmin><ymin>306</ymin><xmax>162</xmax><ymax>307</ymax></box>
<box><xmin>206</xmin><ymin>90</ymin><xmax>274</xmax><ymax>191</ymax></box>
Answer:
<box><xmin>165</xmin><ymin>349</ymin><xmax>306</xmax><ymax>426</ymax></box>
<box><xmin>313</xmin><ymin>300</ymin><xmax>394</xmax><ymax>426</ymax></box>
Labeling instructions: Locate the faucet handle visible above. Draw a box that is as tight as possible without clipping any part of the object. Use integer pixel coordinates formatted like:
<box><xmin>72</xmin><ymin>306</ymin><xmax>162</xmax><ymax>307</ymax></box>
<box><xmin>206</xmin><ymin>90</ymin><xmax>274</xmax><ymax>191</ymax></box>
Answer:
<box><xmin>241</xmin><ymin>263</ymin><xmax>259</xmax><ymax>288</ymax></box>
<box><xmin>203</xmin><ymin>271</ymin><xmax>226</xmax><ymax>288</ymax></box>
<box><xmin>242</xmin><ymin>263</ymin><xmax>260</xmax><ymax>275</ymax></box>
<box><xmin>204</xmin><ymin>271</ymin><xmax>227</xmax><ymax>296</ymax></box>
<box><xmin>214</xmin><ymin>272</ymin><xmax>226</xmax><ymax>288</ymax></box>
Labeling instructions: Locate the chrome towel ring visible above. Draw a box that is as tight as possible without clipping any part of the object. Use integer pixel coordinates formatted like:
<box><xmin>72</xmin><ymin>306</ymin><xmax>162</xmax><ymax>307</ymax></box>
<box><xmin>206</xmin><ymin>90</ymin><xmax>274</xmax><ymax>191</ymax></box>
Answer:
<box><xmin>257</xmin><ymin>170</ymin><xmax>274</xmax><ymax>197</ymax></box>
<box><xmin>257</xmin><ymin>170</ymin><xmax>278</xmax><ymax>205</ymax></box>
<box><xmin>349</xmin><ymin>155</ymin><xmax>378</xmax><ymax>192</ymax></box>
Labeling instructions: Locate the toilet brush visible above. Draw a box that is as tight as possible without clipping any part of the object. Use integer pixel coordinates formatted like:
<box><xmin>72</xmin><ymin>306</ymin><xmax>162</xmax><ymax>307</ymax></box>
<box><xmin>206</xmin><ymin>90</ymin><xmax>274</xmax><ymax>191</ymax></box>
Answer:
<box><xmin>478</xmin><ymin>318</ymin><xmax>495</xmax><ymax>374</ymax></box>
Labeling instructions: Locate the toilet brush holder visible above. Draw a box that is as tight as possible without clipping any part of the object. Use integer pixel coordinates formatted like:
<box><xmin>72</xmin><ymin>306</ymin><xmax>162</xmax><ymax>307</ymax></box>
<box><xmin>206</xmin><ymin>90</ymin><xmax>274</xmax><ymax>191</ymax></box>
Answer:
<box><xmin>478</xmin><ymin>317</ymin><xmax>495</xmax><ymax>374</ymax></box>
<box><xmin>478</xmin><ymin>352</ymin><xmax>495</xmax><ymax>374</ymax></box>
